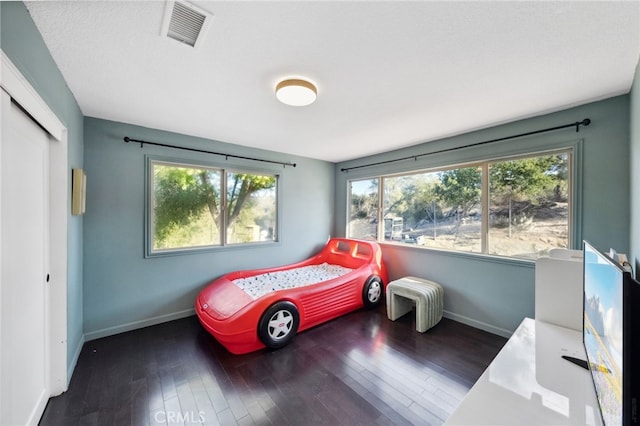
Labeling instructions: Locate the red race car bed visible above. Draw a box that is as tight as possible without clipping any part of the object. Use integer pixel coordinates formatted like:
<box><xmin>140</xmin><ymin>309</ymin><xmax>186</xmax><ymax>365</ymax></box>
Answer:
<box><xmin>195</xmin><ymin>238</ymin><xmax>388</xmax><ymax>354</ymax></box>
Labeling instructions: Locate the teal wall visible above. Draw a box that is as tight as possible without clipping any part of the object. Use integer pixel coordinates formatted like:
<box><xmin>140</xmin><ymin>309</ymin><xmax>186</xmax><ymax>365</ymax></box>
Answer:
<box><xmin>1</xmin><ymin>2</ymin><xmax>84</xmax><ymax>382</ymax></box>
<box><xmin>631</xmin><ymin>58</ymin><xmax>640</xmax><ymax>277</ymax></box>
<box><xmin>82</xmin><ymin>118</ymin><xmax>334</xmax><ymax>339</ymax></box>
<box><xmin>335</xmin><ymin>96</ymin><xmax>631</xmax><ymax>336</ymax></box>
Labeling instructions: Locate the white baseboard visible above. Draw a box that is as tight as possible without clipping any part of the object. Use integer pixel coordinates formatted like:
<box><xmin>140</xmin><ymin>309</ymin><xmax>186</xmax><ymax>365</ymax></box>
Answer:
<box><xmin>66</xmin><ymin>333</ymin><xmax>85</xmax><ymax>390</ymax></box>
<box><xmin>443</xmin><ymin>310</ymin><xmax>514</xmax><ymax>338</ymax></box>
<box><xmin>84</xmin><ymin>308</ymin><xmax>196</xmax><ymax>342</ymax></box>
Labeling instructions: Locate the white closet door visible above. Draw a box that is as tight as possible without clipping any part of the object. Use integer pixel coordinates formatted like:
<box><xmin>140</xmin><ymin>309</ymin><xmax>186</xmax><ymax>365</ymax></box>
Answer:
<box><xmin>1</xmin><ymin>89</ymin><xmax>50</xmax><ymax>425</ymax></box>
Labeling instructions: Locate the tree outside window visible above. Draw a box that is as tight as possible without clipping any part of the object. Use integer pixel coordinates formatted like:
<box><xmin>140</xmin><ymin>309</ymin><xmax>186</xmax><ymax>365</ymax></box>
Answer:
<box><xmin>382</xmin><ymin>166</ymin><xmax>482</xmax><ymax>252</ymax></box>
<box><xmin>151</xmin><ymin>161</ymin><xmax>277</xmax><ymax>253</ymax></box>
<box><xmin>347</xmin><ymin>149</ymin><xmax>571</xmax><ymax>260</ymax></box>
<box><xmin>488</xmin><ymin>153</ymin><xmax>569</xmax><ymax>258</ymax></box>
<box><xmin>348</xmin><ymin>178</ymin><xmax>378</xmax><ymax>240</ymax></box>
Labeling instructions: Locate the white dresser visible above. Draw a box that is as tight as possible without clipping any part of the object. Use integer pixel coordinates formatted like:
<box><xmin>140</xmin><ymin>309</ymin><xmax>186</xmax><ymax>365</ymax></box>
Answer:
<box><xmin>445</xmin><ymin>318</ymin><xmax>602</xmax><ymax>425</ymax></box>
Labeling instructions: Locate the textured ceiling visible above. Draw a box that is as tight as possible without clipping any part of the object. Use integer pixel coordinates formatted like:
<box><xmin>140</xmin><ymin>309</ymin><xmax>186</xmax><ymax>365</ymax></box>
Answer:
<box><xmin>25</xmin><ymin>1</ymin><xmax>640</xmax><ymax>163</ymax></box>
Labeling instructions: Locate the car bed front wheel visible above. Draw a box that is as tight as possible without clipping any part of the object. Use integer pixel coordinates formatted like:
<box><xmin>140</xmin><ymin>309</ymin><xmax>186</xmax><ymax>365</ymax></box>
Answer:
<box><xmin>258</xmin><ymin>301</ymin><xmax>300</xmax><ymax>349</ymax></box>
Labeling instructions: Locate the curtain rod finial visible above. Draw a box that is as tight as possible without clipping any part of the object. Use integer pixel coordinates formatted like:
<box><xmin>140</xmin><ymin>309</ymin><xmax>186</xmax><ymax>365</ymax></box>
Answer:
<box><xmin>124</xmin><ymin>136</ymin><xmax>130</xmax><ymax>143</ymax></box>
<box><xmin>576</xmin><ymin>118</ymin><xmax>591</xmax><ymax>132</ymax></box>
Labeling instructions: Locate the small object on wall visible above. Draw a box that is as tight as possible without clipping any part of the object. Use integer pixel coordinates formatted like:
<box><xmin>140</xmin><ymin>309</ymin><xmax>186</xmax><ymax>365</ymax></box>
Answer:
<box><xmin>71</xmin><ymin>168</ymin><xmax>86</xmax><ymax>215</ymax></box>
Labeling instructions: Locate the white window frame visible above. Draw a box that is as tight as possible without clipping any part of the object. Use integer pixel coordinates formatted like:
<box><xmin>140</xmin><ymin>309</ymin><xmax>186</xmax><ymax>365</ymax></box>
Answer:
<box><xmin>145</xmin><ymin>156</ymin><xmax>280</xmax><ymax>257</ymax></box>
<box><xmin>347</xmin><ymin>146</ymin><xmax>578</xmax><ymax>260</ymax></box>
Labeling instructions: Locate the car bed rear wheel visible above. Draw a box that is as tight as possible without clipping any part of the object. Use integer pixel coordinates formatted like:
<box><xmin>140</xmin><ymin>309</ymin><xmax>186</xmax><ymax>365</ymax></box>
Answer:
<box><xmin>258</xmin><ymin>301</ymin><xmax>300</xmax><ymax>349</ymax></box>
<box><xmin>362</xmin><ymin>275</ymin><xmax>383</xmax><ymax>309</ymax></box>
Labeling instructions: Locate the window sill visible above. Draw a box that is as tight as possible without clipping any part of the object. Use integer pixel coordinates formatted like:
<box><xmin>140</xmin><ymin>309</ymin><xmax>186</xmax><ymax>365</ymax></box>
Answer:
<box><xmin>145</xmin><ymin>240</ymin><xmax>281</xmax><ymax>259</ymax></box>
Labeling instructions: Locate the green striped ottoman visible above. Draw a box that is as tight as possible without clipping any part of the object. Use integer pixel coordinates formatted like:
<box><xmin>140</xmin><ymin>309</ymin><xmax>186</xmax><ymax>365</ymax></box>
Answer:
<box><xmin>386</xmin><ymin>276</ymin><xmax>444</xmax><ymax>332</ymax></box>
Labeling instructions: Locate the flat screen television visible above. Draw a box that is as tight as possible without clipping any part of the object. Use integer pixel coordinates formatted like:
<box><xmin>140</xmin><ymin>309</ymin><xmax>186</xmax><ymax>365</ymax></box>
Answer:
<box><xmin>582</xmin><ymin>241</ymin><xmax>639</xmax><ymax>425</ymax></box>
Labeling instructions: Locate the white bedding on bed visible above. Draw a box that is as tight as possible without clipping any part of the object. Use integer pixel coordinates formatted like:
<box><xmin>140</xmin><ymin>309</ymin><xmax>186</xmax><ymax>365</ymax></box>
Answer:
<box><xmin>232</xmin><ymin>262</ymin><xmax>354</xmax><ymax>299</ymax></box>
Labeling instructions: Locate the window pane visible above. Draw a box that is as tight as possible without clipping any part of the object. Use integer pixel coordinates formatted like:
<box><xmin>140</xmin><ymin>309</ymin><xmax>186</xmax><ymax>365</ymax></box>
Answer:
<box><xmin>348</xmin><ymin>178</ymin><xmax>379</xmax><ymax>240</ymax></box>
<box><xmin>488</xmin><ymin>153</ymin><xmax>569</xmax><ymax>259</ymax></box>
<box><xmin>226</xmin><ymin>172</ymin><xmax>277</xmax><ymax>244</ymax></box>
<box><xmin>382</xmin><ymin>174</ymin><xmax>421</xmax><ymax>242</ymax></box>
<box><xmin>383</xmin><ymin>167</ymin><xmax>482</xmax><ymax>252</ymax></box>
<box><xmin>152</xmin><ymin>162</ymin><xmax>222</xmax><ymax>250</ymax></box>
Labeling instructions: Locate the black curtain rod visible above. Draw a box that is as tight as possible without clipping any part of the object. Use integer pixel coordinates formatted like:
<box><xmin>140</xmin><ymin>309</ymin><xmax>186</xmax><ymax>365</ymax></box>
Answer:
<box><xmin>340</xmin><ymin>118</ymin><xmax>591</xmax><ymax>173</ymax></box>
<box><xmin>123</xmin><ymin>137</ymin><xmax>297</xmax><ymax>168</ymax></box>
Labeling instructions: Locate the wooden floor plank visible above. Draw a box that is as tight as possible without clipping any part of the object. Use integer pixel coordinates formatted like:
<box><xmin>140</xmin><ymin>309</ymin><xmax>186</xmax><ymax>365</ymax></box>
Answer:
<box><xmin>40</xmin><ymin>305</ymin><xmax>505</xmax><ymax>426</ymax></box>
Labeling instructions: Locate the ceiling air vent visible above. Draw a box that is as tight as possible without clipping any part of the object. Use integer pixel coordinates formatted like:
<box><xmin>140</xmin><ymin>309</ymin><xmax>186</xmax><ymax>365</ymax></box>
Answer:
<box><xmin>161</xmin><ymin>0</ymin><xmax>212</xmax><ymax>48</ymax></box>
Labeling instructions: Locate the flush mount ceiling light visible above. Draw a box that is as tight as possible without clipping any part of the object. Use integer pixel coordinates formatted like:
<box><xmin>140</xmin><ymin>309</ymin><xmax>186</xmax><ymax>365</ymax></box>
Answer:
<box><xmin>275</xmin><ymin>79</ymin><xmax>317</xmax><ymax>106</ymax></box>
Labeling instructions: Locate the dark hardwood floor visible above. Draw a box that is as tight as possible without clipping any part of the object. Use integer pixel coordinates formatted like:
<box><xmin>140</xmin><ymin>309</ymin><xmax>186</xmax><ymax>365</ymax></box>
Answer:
<box><xmin>40</xmin><ymin>305</ymin><xmax>506</xmax><ymax>426</ymax></box>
